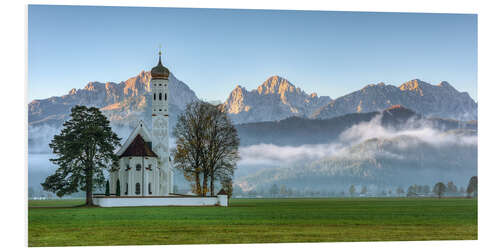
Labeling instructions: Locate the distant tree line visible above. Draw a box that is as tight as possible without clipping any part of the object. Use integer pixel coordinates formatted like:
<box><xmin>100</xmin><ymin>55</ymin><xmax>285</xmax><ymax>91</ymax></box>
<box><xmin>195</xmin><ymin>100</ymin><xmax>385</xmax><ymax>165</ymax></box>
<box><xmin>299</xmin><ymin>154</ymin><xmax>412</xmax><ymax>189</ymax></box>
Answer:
<box><xmin>229</xmin><ymin>176</ymin><xmax>478</xmax><ymax>199</ymax></box>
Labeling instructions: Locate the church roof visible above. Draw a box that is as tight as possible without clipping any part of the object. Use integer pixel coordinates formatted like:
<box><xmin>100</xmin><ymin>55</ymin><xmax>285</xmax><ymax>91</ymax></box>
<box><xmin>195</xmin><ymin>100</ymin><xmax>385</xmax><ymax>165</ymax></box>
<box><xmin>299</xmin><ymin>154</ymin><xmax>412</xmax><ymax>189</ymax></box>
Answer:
<box><xmin>151</xmin><ymin>51</ymin><xmax>170</xmax><ymax>80</ymax></box>
<box><xmin>115</xmin><ymin>120</ymin><xmax>153</xmax><ymax>156</ymax></box>
<box><xmin>119</xmin><ymin>134</ymin><xmax>157</xmax><ymax>158</ymax></box>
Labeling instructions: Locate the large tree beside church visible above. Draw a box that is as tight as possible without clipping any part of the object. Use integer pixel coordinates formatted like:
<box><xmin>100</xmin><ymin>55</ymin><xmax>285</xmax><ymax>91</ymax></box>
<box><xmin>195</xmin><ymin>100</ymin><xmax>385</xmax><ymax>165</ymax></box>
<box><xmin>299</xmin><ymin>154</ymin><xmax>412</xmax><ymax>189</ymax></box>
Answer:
<box><xmin>172</xmin><ymin>101</ymin><xmax>240</xmax><ymax>196</ymax></box>
<box><xmin>41</xmin><ymin>105</ymin><xmax>121</xmax><ymax>206</ymax></box>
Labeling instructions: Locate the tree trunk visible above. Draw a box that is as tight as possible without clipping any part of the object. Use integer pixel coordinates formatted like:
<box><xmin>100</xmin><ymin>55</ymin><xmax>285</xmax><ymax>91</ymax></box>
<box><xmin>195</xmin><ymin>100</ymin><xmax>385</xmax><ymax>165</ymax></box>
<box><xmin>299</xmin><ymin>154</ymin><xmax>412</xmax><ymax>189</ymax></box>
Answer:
<box><xmin>202</xmin><ymin>172</ymin><xmax>208</xmax><ymax>197</ymax></box>
<box><xmin>195</xmin><ymin>172</ymin><xmax>201</xmax><ymax>196</ymax></box>
<box><xmin>85</xmin><ymin>164</ymin><xmax>93</xmax><ymax>206</ymax></box>
<box><xmin>210</xmin><ymin>173</ymin><xmax>215</xmax><ymax>196</ymax></box>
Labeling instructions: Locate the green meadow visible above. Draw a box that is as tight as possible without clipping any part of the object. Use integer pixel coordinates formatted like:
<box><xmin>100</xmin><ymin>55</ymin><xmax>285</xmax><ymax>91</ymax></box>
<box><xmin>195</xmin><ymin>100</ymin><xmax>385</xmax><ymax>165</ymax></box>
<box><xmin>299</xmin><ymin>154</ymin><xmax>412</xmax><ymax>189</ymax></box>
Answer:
<box><xmin>28</xmin><ymin>198</ymin><xmax>477</xmax><ymax>247</ymax></box>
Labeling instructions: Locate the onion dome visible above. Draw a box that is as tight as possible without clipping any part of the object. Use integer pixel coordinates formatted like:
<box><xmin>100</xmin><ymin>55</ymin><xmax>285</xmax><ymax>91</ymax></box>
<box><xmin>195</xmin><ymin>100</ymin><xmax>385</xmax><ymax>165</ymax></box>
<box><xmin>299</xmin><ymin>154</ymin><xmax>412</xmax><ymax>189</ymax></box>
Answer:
<box><xmin>151</xmin><ymin>51</ymin><xmax>170</xmax><ymax>80</ymax></box>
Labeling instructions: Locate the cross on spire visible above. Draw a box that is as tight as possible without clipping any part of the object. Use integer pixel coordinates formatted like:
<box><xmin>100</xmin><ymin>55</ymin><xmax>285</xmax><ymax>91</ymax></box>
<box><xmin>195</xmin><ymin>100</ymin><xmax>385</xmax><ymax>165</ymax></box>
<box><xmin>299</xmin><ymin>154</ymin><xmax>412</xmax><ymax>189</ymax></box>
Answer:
<box><xmin>158</xmin><ymin>44</ymin><xmax>163</xmax><ymax>65</ymax></box>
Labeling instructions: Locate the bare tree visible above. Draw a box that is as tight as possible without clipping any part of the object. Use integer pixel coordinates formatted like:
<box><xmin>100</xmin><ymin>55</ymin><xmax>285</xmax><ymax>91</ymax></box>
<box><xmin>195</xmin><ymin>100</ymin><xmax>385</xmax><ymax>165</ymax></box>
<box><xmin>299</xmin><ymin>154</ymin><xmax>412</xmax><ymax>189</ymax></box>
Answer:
<box><xmin>203</xmin><ymin>104</ymin><xmax>240</xmax><ymax>196</ymax></box>
<box><xmin>433</xmin><ymin>182</ymin><xmax>446</xmax><ymax>199</ymax></box>
<box><xmin>172</xmin><ymin>101</ymin><xmax>240</xmax><ymax>197</ymax></box>
<box><xmin>466</xmin><ymin>176</ymin><xmax>478</xmax><ymax>198</ymax></box>
<box><xmin>172</xmin><ymin>101</ymin><xmax>212</xmax><ymax>195</ymax></box>
<box><xmin>447</xmin><ymin>181</ymin><xmax>458</xmax><ymax>195</ymax></box>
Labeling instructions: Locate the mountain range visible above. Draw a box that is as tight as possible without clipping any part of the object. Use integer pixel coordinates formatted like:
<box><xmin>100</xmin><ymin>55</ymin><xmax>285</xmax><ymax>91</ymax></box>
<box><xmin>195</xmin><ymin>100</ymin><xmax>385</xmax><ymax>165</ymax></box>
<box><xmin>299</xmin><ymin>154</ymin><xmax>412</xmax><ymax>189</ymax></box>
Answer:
<box><xmin>312</xmin><ymin>79</ymin><xmax>477</xmax><ymax>121</ymax></box>
<box><xmin>28</xmin><ymin>71</ymin><xmax>198</xmax><ymax>128</ymax></box>
<box><xmin>28</xmin><ymin>72</ymin><xmax>477</xmax><ymax>129</ymax></box>
<box><xmin>223</xmin><ymin>77</ymin><xmax>477</xmax><ymax>124</ymax></box>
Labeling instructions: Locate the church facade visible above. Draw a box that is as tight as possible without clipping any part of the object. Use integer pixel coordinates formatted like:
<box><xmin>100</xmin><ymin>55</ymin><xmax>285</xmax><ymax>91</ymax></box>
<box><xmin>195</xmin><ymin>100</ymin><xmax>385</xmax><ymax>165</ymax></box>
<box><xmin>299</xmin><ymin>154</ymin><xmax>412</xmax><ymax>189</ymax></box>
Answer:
<box><xmin>109</xmin><ymin>52</ymin><xmax>174</xmax><ymax>197</ymax></box>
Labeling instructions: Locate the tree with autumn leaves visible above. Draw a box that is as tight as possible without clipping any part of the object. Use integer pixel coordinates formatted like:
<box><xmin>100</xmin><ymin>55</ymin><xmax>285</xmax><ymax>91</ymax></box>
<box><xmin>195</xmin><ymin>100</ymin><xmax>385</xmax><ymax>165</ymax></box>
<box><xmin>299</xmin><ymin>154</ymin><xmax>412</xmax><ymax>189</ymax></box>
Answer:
<box><xmin>172</xmin><ymin>101</ymin><xmax>240</xmax><ymax>197</ymax></box>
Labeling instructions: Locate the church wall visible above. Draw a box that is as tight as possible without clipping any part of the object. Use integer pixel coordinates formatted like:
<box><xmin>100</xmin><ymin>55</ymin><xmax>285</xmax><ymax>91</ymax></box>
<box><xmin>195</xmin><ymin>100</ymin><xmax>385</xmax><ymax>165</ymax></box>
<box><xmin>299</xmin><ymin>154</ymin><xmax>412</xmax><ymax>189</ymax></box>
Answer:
<box><xmin>93</xmin><ymin>195</ymin><xmax>228</xmax><ymax>207</ymax></box>
<box><xmin>110</xmin><ymin>156</ymin><xmax>160</xmax><ymax>196</ymax></box>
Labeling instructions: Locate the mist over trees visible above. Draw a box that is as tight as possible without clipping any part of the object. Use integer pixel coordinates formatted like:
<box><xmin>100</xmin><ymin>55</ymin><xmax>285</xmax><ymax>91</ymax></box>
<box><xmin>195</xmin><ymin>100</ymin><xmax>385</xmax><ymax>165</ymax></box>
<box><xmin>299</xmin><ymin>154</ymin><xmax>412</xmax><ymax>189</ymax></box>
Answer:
<box><xmin>229</xmin><ymin>176</ymin><xmax>476</xmax><ymax>199</ymax></box>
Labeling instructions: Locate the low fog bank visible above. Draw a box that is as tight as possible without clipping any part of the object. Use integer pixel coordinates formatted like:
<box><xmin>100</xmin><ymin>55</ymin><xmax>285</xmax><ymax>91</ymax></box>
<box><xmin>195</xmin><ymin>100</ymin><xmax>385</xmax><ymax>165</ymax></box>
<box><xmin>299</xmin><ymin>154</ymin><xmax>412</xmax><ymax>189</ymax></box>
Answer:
<box><xmin>339</xmin><ymin>115</ymin><xmax>477</xmax><ymax>146</ymax></box>
<box><xmin>28</xmin><ymin>114</ymin><xmax>478</xmax><ymax>195</ymax></box>
<box><xmin>238</xmin><ymin>115</ymin><xmax>477</xmax><ymax>168</ymax></box>
<box><xmin>236</xmin><ymin>115</ymin><xmax>477</xmax><ymax>191</ymax></box>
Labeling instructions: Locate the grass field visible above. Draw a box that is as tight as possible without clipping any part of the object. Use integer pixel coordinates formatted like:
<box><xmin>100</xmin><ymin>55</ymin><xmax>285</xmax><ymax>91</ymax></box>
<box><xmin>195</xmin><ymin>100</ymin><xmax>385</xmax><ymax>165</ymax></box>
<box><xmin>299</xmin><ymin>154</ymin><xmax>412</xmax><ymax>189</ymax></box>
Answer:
<box><xmin>28</xmin><ymin>198</ymin><xmax>477</xmax><ymax>247</ymax></box>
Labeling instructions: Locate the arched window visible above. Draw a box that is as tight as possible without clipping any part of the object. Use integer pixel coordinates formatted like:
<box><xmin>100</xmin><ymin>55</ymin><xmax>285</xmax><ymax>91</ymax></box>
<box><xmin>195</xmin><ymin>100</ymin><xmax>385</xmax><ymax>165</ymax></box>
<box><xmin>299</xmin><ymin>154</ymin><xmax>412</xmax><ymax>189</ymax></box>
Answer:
<box><xmin>136</xmin><ymin>164</ymin><xmax>141</xmax><ymax>171</ymax></box>
<box><xmin>153</xmin><ymin>93</ymin><xmax>156</xmax><ymax>100</ymax></box>
<box><xmin>164</xmin><ymin>93</ymin><xmax>167</xmax><ymax>101</ymax></box>
<box><xmin>125</xmin><ymin>183</ymin><xmax>128</xmax><ymax>195</ymax></box>
<box><xmin>159</xmin><ymin>92</ymin><xmax>162</xmax><ymax>100</ymax></box>
<box><xmin>148</xmin><ymin>183</ymin><xmax>152</xmax><ymax>195</ymax></box>
<box><xmin>135</xmin><ymin>183</ymin><xmax>140</xmax><ymax>195</ymax></box>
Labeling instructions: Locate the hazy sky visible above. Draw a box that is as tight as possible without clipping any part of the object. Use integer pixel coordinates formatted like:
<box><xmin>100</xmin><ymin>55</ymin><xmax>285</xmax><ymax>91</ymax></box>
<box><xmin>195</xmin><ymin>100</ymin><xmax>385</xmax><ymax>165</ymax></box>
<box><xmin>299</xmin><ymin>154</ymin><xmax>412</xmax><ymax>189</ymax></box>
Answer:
<box><xmin>28</xmin><ymin>5</ymin><xmax>477</xmax><ymax>102</ymax></box>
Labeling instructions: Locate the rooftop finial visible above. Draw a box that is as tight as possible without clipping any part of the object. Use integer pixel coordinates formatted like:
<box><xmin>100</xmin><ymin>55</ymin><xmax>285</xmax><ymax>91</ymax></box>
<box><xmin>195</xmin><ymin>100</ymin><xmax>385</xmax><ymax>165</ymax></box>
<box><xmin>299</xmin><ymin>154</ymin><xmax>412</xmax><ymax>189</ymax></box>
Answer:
<box><xmin>151</xmin><ymin>44</ymin><xmax>170</xmax><ymax>79</ymax></box>
<box><xmin>158</xmin><ymin>44</ymin><xmax>162</xmax><ymax>65</ymax></box>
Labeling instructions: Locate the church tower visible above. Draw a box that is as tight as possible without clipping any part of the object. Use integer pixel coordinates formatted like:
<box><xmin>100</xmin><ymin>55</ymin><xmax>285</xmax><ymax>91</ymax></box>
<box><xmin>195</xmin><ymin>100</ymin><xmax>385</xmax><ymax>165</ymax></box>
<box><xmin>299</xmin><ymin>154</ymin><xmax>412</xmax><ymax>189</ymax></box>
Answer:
<box><xmin>150</xmin><ymin>51</ymin><xmax>173</xmax><ymax>195</ymax></box>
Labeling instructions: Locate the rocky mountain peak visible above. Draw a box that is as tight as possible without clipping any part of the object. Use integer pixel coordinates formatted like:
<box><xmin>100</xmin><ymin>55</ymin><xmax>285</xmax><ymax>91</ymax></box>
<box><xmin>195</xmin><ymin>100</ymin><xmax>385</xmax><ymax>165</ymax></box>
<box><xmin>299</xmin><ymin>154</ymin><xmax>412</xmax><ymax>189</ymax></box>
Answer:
<box><xmin>399</xmin><ymin>79</ymin><xmax>427</xmax><ymax>91</ymax></box>
<box><xmin>222</xmin><ymin>76</ymin><xmax>332</xmax><ymax>124</ymax></box>
<box><xmin>83</xmin><ymin>81</ymin><xmax>103</xmax><ymax>91</ymax></box>
<box><xmin>256</xmin><ymin>75</ymin><xmax>301</xmax><ymax>96</ymax></box>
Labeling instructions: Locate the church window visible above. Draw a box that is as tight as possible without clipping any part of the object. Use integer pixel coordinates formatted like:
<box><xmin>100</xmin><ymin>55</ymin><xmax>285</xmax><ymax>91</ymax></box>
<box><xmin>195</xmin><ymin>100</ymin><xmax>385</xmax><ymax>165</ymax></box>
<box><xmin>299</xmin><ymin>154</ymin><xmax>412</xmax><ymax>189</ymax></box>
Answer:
<box><xmin>153</xmin><ymin>93</ymin><xmax>156</xmax><ymax>100</ymax></box>
<box><xmin>136</xmin><ymin>164</ymin><xmax>141</xmax><ymax>171</ymax></box>
<box><xmin>164</xmin><ymin>93</ymin><xmax>167</xmax><ymax>101</ymax></box>
<box><xmin>125</xmin><ymin>183</ymin><xmax>128</xmax><ymax>195</ymax></box>
<box><xmin>148</xmin><ymin>183</ymin><xmax>152</xmax><ymax>195</ymax></box>
<box><xmin>135</xmin><ymin>183</ymin><xmax>140</xmax><ymax>195</ymax></box>
<box><xmin>159</xmin><ymin>93</ymin><xmax>162</xmax><ymax>100</ymax></box>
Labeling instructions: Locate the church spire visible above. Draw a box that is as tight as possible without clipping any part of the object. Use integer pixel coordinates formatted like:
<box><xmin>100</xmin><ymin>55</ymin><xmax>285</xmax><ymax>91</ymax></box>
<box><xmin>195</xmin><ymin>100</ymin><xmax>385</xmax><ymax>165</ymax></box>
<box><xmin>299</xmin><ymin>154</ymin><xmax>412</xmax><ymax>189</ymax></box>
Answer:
<box><xmin>151</xmin><ymin>48</ymin><xmax>169</xmax><ymax>79</ymax></box>
<box><xmin>158</xmin><ymin>48</ymin><xmax>163</xmax><ymax>65</ymax></box>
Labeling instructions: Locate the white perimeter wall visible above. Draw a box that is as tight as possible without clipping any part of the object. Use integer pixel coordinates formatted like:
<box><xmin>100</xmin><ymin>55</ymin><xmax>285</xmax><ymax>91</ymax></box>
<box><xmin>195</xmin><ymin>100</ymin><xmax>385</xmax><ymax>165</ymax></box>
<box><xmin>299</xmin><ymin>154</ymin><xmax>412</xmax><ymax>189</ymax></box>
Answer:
<box><xmin>94</xmin><ymin>195</ymin><xmax>228</xmax><ymax>207</ymax></box>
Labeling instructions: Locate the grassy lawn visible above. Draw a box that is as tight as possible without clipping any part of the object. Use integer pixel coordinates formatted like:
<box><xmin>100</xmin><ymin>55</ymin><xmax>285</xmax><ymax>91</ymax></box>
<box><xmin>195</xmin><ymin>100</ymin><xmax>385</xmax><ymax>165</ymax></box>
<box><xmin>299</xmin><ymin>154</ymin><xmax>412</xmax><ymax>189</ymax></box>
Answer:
<box><xmin>28</xmin><ymin>199</ymin><xmax>86</xmax><ymax>208</ymax></box>
<box><xmin>28</xmin><ymin>198</ymin><xmax>477</xmax><ymax>246</ymax></box>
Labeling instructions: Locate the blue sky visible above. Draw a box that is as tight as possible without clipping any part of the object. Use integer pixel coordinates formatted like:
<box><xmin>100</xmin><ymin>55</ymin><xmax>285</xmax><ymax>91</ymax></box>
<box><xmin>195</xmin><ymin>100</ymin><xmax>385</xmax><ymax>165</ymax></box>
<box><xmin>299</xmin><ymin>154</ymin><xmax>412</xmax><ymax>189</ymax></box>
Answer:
<box><xmin>28</xmin><ymin>5</ymin><xmax>477</xmax><ymax>102</ymax></box>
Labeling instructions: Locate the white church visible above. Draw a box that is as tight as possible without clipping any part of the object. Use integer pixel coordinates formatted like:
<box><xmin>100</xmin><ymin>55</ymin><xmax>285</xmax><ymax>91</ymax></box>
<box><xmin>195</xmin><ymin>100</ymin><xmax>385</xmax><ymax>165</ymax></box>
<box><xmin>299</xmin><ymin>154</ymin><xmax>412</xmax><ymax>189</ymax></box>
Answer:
<box><xmin>94</xmin><ymin>52</ymin><xmax>228</xmax><ymax>207</ymax></box>
<box><xmin>109</xmin><ymin>51</ymin><xmax>173</xmax><ymax>197</ymax></box>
